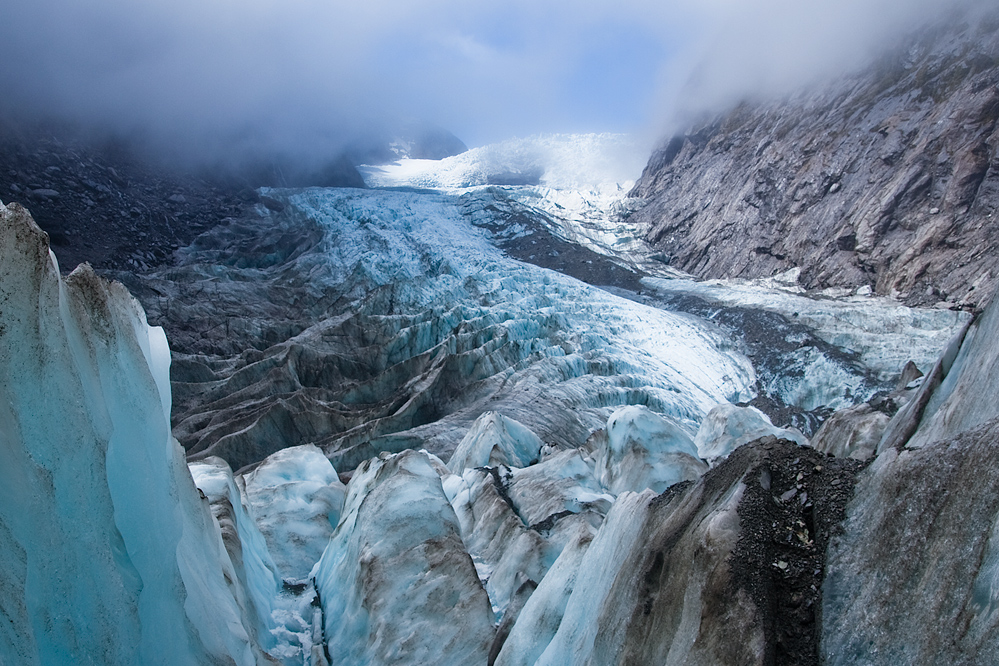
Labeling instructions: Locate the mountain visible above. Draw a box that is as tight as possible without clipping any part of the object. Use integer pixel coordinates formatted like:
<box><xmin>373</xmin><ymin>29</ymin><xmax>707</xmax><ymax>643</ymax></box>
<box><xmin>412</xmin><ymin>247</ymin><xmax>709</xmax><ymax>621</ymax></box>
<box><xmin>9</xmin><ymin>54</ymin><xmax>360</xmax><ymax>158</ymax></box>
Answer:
<box><xmin>631</xmin><ymin>8</ymin><xmax>999</xmax><ymax>309</ymax></box>
<box><xmin>3</xmin><ymin>117</ymin><xmax>995</xmax><ymax>663</ymax></box>
<box><xmin>3</xmin><ymin>10</ymin><xmax>999</xmax><ymax>666</ymax></box>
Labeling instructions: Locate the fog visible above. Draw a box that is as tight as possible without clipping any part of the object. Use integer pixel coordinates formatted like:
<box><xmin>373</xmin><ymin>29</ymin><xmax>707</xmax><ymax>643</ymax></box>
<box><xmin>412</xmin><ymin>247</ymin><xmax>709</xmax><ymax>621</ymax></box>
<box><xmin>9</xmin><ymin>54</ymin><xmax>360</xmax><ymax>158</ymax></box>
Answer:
<box><xmin>0</xmin><ymin>0</ymin><xmax>984</xmax><ymax>165</ymax></box>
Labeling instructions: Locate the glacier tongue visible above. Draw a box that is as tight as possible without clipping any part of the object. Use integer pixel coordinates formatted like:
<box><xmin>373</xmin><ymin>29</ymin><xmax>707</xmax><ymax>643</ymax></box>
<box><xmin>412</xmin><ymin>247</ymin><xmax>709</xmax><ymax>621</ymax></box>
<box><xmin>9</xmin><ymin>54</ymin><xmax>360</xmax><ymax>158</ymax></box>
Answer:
<box><xmin>0</xmin><ymin>202</ymin><xmax>275</xmax><ymax>665</ymax></box>
<box><xmin>278</xmin><ymin>186</ymin><xmax>757</xmax><ymax>465</ymax></box>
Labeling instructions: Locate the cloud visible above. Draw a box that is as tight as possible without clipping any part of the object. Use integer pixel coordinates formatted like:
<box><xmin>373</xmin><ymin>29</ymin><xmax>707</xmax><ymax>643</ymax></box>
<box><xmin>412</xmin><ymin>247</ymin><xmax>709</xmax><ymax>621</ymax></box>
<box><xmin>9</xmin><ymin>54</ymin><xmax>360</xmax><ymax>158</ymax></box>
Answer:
<box><xmin>0</xmin><ymin>0</ymin><xmax>984</xmax><ymax>162</ymax></box>
<box><xmin>651</xmin><ymin>0</ymin><xmax>985</xmax><ymax>132</ymax></box>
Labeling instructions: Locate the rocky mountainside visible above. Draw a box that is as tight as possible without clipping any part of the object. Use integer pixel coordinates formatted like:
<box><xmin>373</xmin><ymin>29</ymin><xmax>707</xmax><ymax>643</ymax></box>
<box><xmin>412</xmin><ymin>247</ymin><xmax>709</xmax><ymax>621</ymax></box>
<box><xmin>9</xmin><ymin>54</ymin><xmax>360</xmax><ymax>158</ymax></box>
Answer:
<box><xmin>0</xmin><ymin>123</ymin><xmax>253</xmax><ymax>273</ymax></box>
<box><xmin>631</xmin><ymin>9</ymin><xmax>999</xmax><ymax>309</ymax></box>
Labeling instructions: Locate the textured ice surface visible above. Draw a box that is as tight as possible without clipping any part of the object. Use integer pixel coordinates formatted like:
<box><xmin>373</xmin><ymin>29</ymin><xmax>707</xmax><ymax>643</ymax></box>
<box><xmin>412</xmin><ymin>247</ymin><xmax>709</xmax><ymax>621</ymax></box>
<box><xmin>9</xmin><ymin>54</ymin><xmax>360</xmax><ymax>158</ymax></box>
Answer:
<box><xmin>0</xmin><ymin>202</ymin><xmax>272</xmax><ymax>665</ymax></box>
<box><xmin>189</xmin><ymin>458</ymin><xmax>282</xmax><ymax>653</ymax></box>
<box><xmin>495</xmin><ymin>453</ymin><xmax>765</xmax><ymax>666</ymax></box>
<box><xmin>594</xmin><ymin>405</ymin><xmax>707</xmax><ymax>494</ymax></box>
<box><xmin>492</xmin><ymin>527</ymin><xmax>595</xmax><ymax>666</ymax></box>
<box><xmin>694</xmin><ymin>403</ymin><xmax>807</xmax><ymax>463</ymax></box>
<box><xmin>906</xmin><ymin>298</ymin><xmax>999</xmax><ymax>448</ymax></box>
<box><xmin>241</xmin><ymin>444</ymin><xmax>346</xmax><ymax>582</ymax></box>
<box><xmin>509</xmin><ymin>490</ymin><xmax>658</xmax><ymax>665</ymax></box>
<box><xmin>508</xmin><ymin>449</ymin><xmax>614</xmax><ymax>525</ymax></box>
<box><xmin>644</xmin><ymin>274</ymin><xmax>970</xmax><ymax>383</ymax></box>
<box><xmin>447</xmin><ymin>411</ymin><xmax>544</xmax><ymax>473</ymax></box>
<box><xmin>823</xmin><ymin>420</ymin><xmax>999</xmax><ymax>665</ymax></box>
<box><xmin>810</xmin><ymin>403</ymin><xmax>889</xmax><ymax>460</ymax></box>
<box><xmin>287</xmin><ymin>186</ymin><xmax>756</xmax><ymax>461</ymax></box>
<box><xmin>447</xmin><ymin>446</ymin><xmax>610</xmax><ymax>619</ymax></box>
<box><xmin>311</xmin><ymin>450</ymin><xmax>495</xmax><ymax>666</ymax></box>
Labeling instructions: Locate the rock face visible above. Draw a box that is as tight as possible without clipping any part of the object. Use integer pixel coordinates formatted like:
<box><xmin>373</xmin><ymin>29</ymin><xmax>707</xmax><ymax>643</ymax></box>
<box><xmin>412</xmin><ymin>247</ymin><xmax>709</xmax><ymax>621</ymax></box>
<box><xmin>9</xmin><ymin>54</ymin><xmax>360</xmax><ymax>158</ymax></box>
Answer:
<box><xmin>0</xmin><ymin>123</ymin><xmax>253</xmax><ymax>273</ymax></box>
<box><xmin>632</xmin><ymin>10</ymin><xmax>999</xmax><ymax>308</ymax></box>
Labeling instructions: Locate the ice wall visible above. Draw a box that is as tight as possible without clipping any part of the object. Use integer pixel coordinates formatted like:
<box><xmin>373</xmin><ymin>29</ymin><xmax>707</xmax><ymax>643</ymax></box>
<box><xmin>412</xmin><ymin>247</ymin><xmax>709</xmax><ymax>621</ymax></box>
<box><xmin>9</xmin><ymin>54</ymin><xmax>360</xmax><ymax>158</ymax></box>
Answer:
<box><xmin>0</xmin><ymin>202</ymin><xmax>274</xmax><ymax>665</ymax></box>
<box><xmin>822</xmin><ymin>296</ymin><xmax>999</xmax><ymax>664</ymax></box>
<box><xmin>312</xmin><ymin>449</ymin><xmax>495</xmax><ymax>666</ymax></box>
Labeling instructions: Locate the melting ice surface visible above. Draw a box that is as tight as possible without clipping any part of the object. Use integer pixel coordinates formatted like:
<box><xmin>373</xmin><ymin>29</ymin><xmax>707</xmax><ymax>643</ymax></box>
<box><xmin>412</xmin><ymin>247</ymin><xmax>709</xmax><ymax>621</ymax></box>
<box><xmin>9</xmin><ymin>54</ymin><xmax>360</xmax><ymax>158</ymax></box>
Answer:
<box><xmin>284</xmin><ymin>184</ymin><xmax>758</xmax><ymax>438</ymax></box>
<box><xmin>0</xmin><ymin>134</ymin><xmax>979</xmax><ymax>665</ymax></box>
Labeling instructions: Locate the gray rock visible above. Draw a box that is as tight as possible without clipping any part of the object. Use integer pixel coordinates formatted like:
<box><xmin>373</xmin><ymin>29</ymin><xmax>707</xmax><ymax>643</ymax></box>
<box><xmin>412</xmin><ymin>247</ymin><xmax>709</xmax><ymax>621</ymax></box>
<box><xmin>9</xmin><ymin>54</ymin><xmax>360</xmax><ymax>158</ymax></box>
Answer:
<box><xmin>632</xmin><ymin>12</ymin><xmax>999</xmax><ymax>308</ymax></box>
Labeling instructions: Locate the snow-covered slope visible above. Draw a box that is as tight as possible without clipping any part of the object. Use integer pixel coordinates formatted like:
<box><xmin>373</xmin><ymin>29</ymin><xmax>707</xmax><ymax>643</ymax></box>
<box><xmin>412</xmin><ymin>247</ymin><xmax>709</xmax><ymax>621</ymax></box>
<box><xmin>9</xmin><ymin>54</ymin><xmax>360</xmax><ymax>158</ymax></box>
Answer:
<box><xmin>359</xmin><ymin>133</ymin><xmax>657</xmax><ymax>268</ymax></box>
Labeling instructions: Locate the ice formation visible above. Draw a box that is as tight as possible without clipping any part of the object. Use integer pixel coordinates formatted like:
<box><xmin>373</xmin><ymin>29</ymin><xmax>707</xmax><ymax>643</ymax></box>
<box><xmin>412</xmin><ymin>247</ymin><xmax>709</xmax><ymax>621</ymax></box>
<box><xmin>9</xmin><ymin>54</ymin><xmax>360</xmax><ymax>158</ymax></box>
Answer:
<box><xmin>2</xmin><ymin>129</ymin><xmax>991</xmax><ymax>666</ymax></box>
<box><xmin>359</xmin><ymin>133</ymin><xmax>658</xmax><ymax>268</ymax></box>
<box><xmin>694</xmin><ymin>403</ymin><xmax>807</xmax><ymax>463</ymax></box>
<box><xmin>280</xmin><ymin>185</ymin><xmax>757</xmax><ymax>462</ymax></box>
<box><xmin>447</xmin><ymin>411</ymin><xmax>544</xmax><ymax>473</ymax></box>
<box><xmin>594</xmin><ymin>405</ymin><xmax>707</xmax><ymax>494</ymax></box>
<box><xmin>311</xmin><ymin>450</ymin><xmax>495</xmax><ymax>666</ymax></box>
<box><xmin>241</xmin><ymin>444</ymin><xmax>346</xmax><ymax>582</ymax></box>
<box><xmin>643</xmin><ymin>273</ymin><xmax>970</xmax><ymax>383</ymax></box>
<box><xmin>0</xmin><ymin>202</ymin><xmax>275</xmax><ymax>665</ymax></box>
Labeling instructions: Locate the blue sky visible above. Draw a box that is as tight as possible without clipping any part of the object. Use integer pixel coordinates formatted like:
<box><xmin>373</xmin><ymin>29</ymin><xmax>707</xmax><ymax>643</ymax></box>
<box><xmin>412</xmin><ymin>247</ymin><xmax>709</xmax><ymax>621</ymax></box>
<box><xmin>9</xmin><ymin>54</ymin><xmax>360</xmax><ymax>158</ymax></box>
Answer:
<box><xmin>0</xmin><ymin>0</ymin><xmax>977</xmax><ymax>160</ymax></box>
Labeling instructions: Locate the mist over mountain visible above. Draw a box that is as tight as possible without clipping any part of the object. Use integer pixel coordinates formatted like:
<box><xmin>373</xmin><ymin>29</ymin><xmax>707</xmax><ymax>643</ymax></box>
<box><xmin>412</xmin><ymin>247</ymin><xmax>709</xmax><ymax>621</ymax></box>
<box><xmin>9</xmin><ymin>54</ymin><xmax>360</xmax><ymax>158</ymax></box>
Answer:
<box><xmin>0</xmin><ymin>0</ymin><xmax>982</xmax><ymax>166</ymax></box>
<box><xmin>4</xmin><ymin>3</ymin><xmax>999</xmax><ymax>666</ymax></box>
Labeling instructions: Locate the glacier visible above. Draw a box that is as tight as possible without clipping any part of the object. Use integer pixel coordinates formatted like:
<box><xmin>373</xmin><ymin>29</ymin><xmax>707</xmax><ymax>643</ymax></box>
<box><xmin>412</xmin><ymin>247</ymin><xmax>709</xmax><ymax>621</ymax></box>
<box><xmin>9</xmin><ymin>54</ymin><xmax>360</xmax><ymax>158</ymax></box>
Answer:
<box><xmin>1</xmin><ymin>131</ymin><xmax>991</xmax><ymax>665</ymax></box>
<box><xmin>0</xmin><ymin>202</ymin><xmax>276</xmax><ymax>665</ymax></box>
